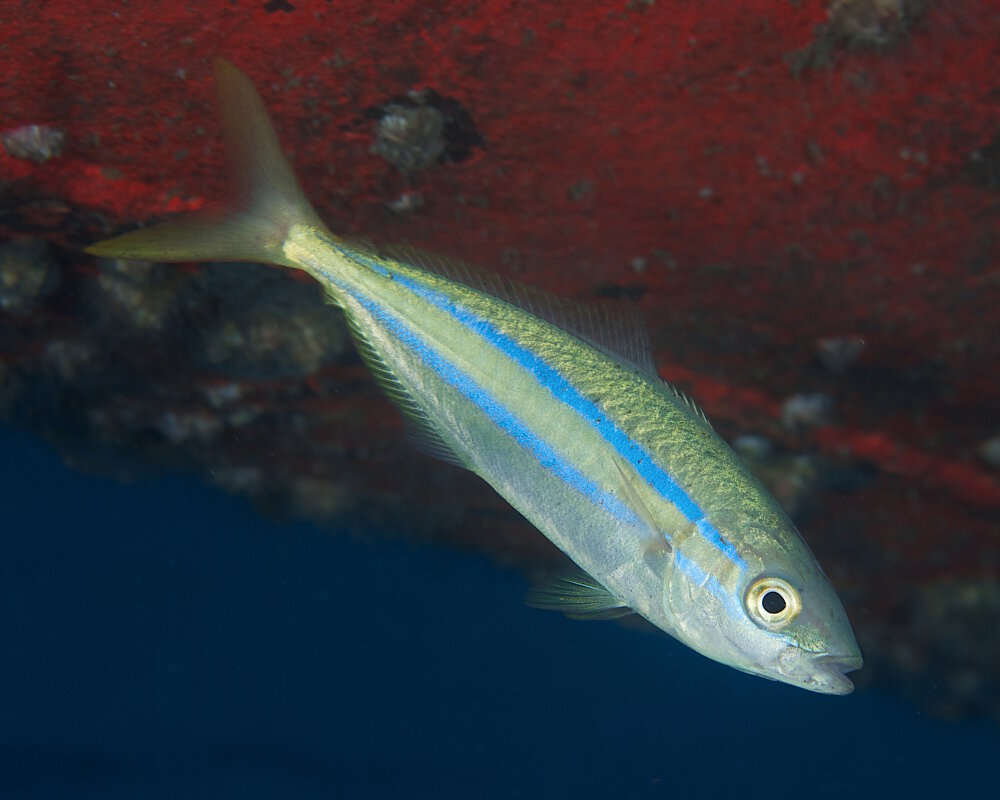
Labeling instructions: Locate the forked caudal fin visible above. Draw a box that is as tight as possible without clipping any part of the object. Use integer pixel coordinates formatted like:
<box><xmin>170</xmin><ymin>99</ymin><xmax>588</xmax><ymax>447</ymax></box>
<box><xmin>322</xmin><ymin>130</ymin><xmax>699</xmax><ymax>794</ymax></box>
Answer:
<box><xmin>86</xmin><ymin>58</ymin><xmax>328</xmax><ymax>267</ymax></box>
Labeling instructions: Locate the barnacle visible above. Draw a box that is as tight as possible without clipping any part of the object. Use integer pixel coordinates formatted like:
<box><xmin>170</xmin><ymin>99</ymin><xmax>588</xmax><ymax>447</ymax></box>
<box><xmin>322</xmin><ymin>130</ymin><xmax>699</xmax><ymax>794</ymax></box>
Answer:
<box><xmin>787</xmin><ymin>0</ymin><xmax>929</xmax><ymax>74</ymax></box>
<box><xmin>373</xmin><ymin>94</ymin><xmax>446</xmax><ymax>172</ymax></box>
<box><xmin>826</xmin><ymin>0</ymin><xmax>926</xmax><ymax>49</ymax></box>
<box><xmin>1</xmin><ymin>124</ymin><xmax>65</xmax><ymax>163</ymax></box>
<box><xmin>370</xmin><ymin>89</ymin><xmax>483</xmax><ymax>173</ymax></box>
<box><xmin>0</xmin><ymin>238</ymin><xmax>55</xmax><ymax>313</ymax></box>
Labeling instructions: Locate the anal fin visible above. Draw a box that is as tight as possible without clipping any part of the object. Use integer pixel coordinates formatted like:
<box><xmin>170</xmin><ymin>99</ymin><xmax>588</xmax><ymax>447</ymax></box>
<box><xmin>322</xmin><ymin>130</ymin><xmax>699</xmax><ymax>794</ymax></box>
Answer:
<box><xmin>341</xmin><ymin>304</ymin><xmax>469</xmax><ymax>469</ymax></box>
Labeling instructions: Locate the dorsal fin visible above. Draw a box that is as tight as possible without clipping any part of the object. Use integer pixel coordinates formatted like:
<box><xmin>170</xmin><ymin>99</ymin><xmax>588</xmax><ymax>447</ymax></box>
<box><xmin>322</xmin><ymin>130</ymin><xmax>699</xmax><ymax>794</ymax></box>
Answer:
<box><xmin>380</xmin><ymin>244</ymin><xmax>659</xmax><ymax>377</ymax></box>
<box><xmin>666</xmin><ymin>383</ymin><xmax>712</xmax><ymax>428</ymax></box>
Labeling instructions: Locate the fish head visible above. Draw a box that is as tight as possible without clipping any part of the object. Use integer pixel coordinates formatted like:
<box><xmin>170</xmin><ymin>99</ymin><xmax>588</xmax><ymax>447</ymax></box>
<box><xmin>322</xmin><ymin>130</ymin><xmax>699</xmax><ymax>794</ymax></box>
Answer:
<box><xmin>730</xmin><ymin>566</ymin><xmax>862</xmax><ymax>695</ymax></box>
<box><xmin>659</xmin><ymin>511</ymin><xmax>862</xmax><ymax>695</ymax></box>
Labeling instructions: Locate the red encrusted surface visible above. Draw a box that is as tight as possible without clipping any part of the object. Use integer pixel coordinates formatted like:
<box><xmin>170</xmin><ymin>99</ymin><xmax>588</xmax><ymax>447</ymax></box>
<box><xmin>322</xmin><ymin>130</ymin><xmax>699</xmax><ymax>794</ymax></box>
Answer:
<box><xmin>2</xmin><ymin>2</ymin><xmax>1000</xmax><ymax>714</ymax></box>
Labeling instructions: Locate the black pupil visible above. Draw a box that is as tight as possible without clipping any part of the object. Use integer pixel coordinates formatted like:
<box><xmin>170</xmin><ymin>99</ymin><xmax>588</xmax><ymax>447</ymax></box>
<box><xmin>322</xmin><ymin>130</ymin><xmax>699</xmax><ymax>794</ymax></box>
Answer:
<box><xmin>762</xmin><ymin>590</ymin><xmax>787</xmax><ymax>615</ymax></box>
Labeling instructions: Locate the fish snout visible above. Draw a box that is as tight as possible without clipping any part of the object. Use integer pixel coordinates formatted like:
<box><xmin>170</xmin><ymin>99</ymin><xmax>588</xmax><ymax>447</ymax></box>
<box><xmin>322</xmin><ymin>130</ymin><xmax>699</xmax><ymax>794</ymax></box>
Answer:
<box><xmin>810</xmin><ymin>651</ymin><xmax>864</xmax><ymax>695</ymax></box>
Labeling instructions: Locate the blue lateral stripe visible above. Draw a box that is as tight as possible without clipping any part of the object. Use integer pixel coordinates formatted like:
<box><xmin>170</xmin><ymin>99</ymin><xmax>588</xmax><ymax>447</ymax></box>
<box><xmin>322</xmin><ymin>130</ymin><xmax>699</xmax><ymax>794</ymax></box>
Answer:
<box><xmin>329</xmin><ymin>243</ymin><xmax>745</xmax><ymax>572</ymax></box>
<box><xmin>324</xmin><ymin>272</ymin><xmax>641</xmax><ymax>527</ymax></box>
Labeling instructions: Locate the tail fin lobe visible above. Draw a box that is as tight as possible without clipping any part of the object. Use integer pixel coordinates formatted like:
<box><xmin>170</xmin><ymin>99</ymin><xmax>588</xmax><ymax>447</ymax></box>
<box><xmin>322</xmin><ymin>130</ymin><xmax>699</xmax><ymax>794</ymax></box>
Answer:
<box><xmin>87</xmin><ymin>58</ymin><xmax>327</xmax><ymax>268</ymax></box>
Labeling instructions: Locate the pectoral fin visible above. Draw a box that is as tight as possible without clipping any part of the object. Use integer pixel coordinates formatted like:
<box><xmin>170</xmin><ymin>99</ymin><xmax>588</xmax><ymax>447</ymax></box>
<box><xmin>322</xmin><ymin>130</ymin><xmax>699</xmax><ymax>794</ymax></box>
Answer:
<box><xmin>611</xmin><ymin>452</ymin><xmax>672</xmax><ymax>553</ymax></box>
<box><xmin>525</xmin><ymin>569</ymin><xmax>633</xmax><ymax>621</ymax></box>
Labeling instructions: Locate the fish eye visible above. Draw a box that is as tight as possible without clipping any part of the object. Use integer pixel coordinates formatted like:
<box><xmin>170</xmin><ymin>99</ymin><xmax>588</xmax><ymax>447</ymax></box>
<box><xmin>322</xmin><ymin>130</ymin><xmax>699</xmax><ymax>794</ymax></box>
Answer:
<box><xmin>745</xmin><ymin>577</ymin><xmax>801</xmax><ymax>629</ymax></box>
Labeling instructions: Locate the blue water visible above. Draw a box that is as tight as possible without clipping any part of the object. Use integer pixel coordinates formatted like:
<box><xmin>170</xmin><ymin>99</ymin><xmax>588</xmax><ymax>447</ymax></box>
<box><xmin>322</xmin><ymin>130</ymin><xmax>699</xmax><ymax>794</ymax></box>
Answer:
<box><xmin>1</xmin><ymin>425</ymin><xmax>996</xmax><ymax>799</ymax></box>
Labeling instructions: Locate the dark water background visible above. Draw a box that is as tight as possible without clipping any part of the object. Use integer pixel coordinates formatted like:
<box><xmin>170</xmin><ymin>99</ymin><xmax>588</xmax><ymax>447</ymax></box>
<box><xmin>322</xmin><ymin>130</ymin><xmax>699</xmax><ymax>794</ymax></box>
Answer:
<box><xmin>1</xmin><ymin>424</ymin><xmax>996</xmax><ymax>799</ymax></box>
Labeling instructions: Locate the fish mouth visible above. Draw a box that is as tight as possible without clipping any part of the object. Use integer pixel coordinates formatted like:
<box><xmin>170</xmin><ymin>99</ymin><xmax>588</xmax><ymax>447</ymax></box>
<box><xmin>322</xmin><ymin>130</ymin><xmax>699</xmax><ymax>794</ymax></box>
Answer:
<box><xmin>809</xmin><ymin>652</ymin><xmax>864</xmax><ymax>695</ymax></box>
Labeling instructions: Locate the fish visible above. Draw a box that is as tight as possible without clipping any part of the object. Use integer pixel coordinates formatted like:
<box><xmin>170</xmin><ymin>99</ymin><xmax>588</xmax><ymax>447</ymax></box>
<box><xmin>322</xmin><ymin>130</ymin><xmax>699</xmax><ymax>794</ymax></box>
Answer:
<box><xmin>87</xmin><ymin>59</ymin><xmax>863</xmax><ymax>694</ymax></box>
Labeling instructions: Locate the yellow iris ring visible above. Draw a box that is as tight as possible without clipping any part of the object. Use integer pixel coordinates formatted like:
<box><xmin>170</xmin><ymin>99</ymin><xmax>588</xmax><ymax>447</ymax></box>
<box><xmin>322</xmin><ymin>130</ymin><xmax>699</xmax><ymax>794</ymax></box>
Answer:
<box><xmin>745</xmin><ymin>577</ymin><xmax>802</xmax><ymax>629</ymax></box>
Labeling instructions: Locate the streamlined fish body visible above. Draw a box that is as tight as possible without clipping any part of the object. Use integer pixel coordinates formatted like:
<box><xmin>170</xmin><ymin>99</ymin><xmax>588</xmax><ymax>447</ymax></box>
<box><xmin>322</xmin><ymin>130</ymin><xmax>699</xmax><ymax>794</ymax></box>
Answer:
<box><xmin>88</xmin><ymin>60</ymin><xmax>862</xmax><ymax>694</ymax></box>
